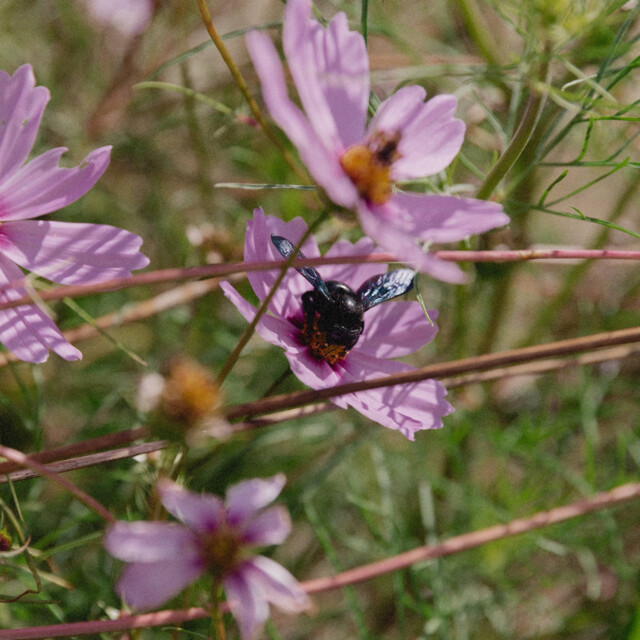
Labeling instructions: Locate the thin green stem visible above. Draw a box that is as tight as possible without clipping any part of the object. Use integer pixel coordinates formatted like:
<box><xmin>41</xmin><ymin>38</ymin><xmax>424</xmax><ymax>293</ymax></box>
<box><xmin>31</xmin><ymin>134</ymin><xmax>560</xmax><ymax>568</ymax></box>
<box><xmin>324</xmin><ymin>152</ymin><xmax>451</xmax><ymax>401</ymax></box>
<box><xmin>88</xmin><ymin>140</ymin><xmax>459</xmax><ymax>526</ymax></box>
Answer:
<box><xmin>475</xmin><ymin>58</ymin><xmax>550</xmax><ymax>201</ymax></box>
<box><xmin>215</xmin><ymin>211</ymin><xmax>328</xmax><ymax>387</ymax></box>
<box><xmin>195</xmin><ymin>0</ymin><xmax>308</xmax><ymax>182</ymax></box>
<box><xmin>211</xmin><ymin>579</ymin><xmax>226</xmax><ymax>640</ymax></box>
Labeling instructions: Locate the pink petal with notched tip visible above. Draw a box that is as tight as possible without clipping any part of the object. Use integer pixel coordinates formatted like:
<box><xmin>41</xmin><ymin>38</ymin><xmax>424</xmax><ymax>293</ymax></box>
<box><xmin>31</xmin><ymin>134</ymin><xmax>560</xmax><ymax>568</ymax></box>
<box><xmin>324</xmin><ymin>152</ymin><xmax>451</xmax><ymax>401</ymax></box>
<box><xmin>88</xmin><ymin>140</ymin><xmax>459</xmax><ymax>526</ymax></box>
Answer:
<box><xmin>387</xmin><ymin>192</ymin><xmax>511</xmax><ymax>243</ymax></box>
<box><xmin>0</xmin><ymin>146</ymin><xmax>111</xmax><ymax>221</ymax></box>
<box><xmin>358</xmin><ymin>303</ymin><xmax>439</xmax><ymax>359</ymax></box>
<box><xmin>0</xmin><ymin>220</ymin><xmax>149</xmax><ymax>285</ymax></box>
<box><xmin>244</xmin><ymin>208</ymin><xmax>317</xmax><ymax>319</ymax></box>
<box><xmin>0</xmin><ymin>65</ymin><xmax>49</xmax><ymax>183</ymax></box>
<box><xmin>157</xmin><ymin>479</ymin><xmax>225</xmax><ymax>533</ymax></box>
<box><xmin>337</xmin><ymin>350</ymin><xmax>453</xmax><ymax>439</ymax></box>
<box><xmin>239</xmin><ymin>556</ymin><xmax>311</xmax><ymax>613</ymax></box>
<box><xmin>219</xmin><ymin>281</ymin><xmax>298</xmax><ymax>352</ymax></box>
<box><xmin>225</xmin><ymin>474</ymin><xmax>286</xmax><ymax>524</ymax></box>
<box><xmin>357</xmin><ymin>203</ymin><xmax>469</xmax><ymax>283</ymax></box>
<box><xmin>284</xmin><ymin>0</ymin><xmax>369</xmax><ymax>150</ymax></box>
<box><xmin>241</xmin><ymin>506</ymin><xmax>292</xmax><ymax>546</ymax></box>
<box><xmin>115</xmin><ymin>557</ymin><xmax>205</xmax><ymax>610</ymax></box>
<box><xmin>104</xmin><ymin>520</ymin><xmax>202</xmax><ymax>563</ymax></box>
<box><xmin>366</xmin><ymin>89</ymin><xmax>464</xmax><ymax>179</ymax></box>
<box><xmin>224</xmin><ymin>567</ymin><xmax>270</xmax><ymax>640</ymax></box>
<box><xmin>0</xmin><ymin>254</ymin><xmax>81</xmax><ymax>363</ymax></box>
<box><xmin>245</xmin><ymin>31</ymin><xmax>358</xmax><ymax>208</ymax></box>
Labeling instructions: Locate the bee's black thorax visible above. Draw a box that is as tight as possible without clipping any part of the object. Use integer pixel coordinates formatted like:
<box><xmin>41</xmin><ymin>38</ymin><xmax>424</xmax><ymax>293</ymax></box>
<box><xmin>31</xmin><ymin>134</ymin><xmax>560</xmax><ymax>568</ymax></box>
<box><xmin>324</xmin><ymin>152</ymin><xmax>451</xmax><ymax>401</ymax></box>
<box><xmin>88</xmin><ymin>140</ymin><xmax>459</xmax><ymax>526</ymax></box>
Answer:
<box><xmin>300</xmin><ymin>281</ymin><xmax>365</xmax><ymax>365</ymax></box>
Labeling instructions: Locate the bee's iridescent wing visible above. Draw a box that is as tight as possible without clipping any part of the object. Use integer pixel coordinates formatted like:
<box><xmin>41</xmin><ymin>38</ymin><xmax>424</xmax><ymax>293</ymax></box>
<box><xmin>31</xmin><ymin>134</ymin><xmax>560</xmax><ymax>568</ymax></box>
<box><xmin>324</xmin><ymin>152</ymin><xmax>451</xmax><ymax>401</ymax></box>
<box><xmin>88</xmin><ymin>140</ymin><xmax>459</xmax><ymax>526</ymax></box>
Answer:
<box><xmin>357</xmin><ymin>269</ymin><xmax>415</xmax><ymax>311</ymax></box>
<box><xmin>271</xmin><ymin>234</ymin><xmax>330</xmax><ymax>299</ymax></box>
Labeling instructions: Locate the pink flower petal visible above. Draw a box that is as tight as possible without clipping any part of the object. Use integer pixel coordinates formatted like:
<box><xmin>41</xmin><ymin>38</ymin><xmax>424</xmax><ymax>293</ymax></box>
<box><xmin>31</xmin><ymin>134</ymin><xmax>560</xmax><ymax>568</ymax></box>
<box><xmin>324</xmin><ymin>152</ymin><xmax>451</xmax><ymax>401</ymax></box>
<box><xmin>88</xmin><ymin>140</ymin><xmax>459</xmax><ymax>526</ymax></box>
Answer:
<box><xmin>390</xmin><ymin>94</ymin><xmax>465</xmax><ymax>179</ymax></box>
<box><xmin>318</xmin><ymin>237</ymin><xmax>383</xmax><ymax>288</ymax></box>
<box><xmin>366</xmin><ymin>88</ymin><xmax>465</xmax><ymax>179</ymax></box>
<box><xmin>241</xmin><ymin>506</ymin><xmax>292</xmax><ymax>546</ymax></box>
<box><xmin>0</xmin><ymin>220</ymin><xmax>148</xmax><ymax>285</ymax></box>
<box><xmin>0</xmin><ymin>65</ymin><xmax>49</xmax><ymax>183</ymax></box>
<box><xmin>0</xmin><ymin>146</ymin><xmax>111</xmax><ymax>221</ymax></box>
<box><xmin>0</xmin><ymin>254</ymin><xmax>81</xmax><ymax>363</ymax></box>
<box><xmin>388</xmin><ymin>192</ymin><xmax>510</xmax><ymax>243</ymax></box>
<box><xmin>115</xmin><ymin>558</ymin><xmax>204</xmax><ymax>610</ymax></box>
<box><xmin>338</xmin><ymin>351</ymin><xmax>453</xmax><ymax>439</ymax></box>
<box><xmin>157</xmin><ymin>479</ymin><xmax>225</xmax><ymax>533</ymax></box>
<box><xmin>104</xmin><ymin>521</ymin><xmax>202</xmax><ymax>563</ymax></box>
<box><xmin>283</xmin><ymin>344</ymin><xmax>344</xmax><ymax>390</ymax></box>
<box><xmin>220</xmin><ymin>281</ymin><xmax>300</xmax><ymax>351</ymax></box>
<box><xmin>244</xmin><ymin>208</ymin><xmax>318</xmax><ymax>319</ymax></box>
<box><xmin>284</xmin><ymin>0</ymin><xmax>369</xmax><ymax>150</ymax></box>
<box><xmin>226</xmin><ymin>474</ymin><xmax>286</xmax><ymax>524</ymax></box>
<box><xmin>358</xmin><ymin>302</ymin><xmax>439</xmax><ymax>358</ymax></box>
<box><xmin>245</xmin><ymin>31</ymin><xmax>358</xmax><ymax>208</ymax></box>
<box><xmin>357</xmin><ymin>203</ymin><xmax>469</xmax><ymax>283</ymax></box>
<box><xmin>224</xmin><ymin>567</ymin><xmax>270</xmax><ymax>640</ymax></box>
<box><xmin>242</xmin><ymin>556</ymin><xmax>311</xmax><ymax>613</ymax></box>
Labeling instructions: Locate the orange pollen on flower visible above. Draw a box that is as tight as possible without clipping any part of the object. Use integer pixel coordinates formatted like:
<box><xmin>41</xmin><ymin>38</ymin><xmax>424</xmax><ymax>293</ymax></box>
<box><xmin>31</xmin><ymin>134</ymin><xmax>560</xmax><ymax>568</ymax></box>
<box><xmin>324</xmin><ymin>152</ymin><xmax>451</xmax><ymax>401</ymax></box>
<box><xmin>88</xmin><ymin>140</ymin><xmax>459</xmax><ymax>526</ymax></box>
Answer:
<box><xmin>301</xmin><ymin>314</ymin><xmax>350</xmax><ymax>365</ymax></box>
<box><xmin>339</xmin><ymin>132</ymin><xmax>402</xmax><ymax>206</ymax></box>
<box><xmin>201</xmin><ymin>525</ymin><xmax>244</xmax><ymax>576</ymax></box>
<box><xmin>161</xmin><ymin>357</ymin><xmax>223</xmax><ymax>425</ymax></box>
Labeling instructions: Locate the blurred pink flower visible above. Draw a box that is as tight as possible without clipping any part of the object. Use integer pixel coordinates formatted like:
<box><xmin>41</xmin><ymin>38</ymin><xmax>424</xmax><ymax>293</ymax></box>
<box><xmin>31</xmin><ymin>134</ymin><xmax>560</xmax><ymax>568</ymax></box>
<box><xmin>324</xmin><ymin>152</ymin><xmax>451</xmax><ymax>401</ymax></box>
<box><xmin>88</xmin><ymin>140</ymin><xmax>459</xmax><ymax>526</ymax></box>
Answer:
<box><xmin>221</xmin><ymin>209</ymin><xmax>453</xmax><ymax>440</ymax></box>
<box><xmin>246</xmin><ymin>0</ymin><xmax>509</xmax><ymax>283</ymax></box>
<box><xmin>82</xmin><ymin>0</ymin><xmax>154</xmax><ymax>36</ymax></box>
<box><xmin>104</xmin><ymin>475</ymin><xmax>310</xmax><ymax>639</ymax></box>
<box><xmin>0</xmin><ymin>64</ymin><xmax>149</xmax><ymax>363</ymax></box>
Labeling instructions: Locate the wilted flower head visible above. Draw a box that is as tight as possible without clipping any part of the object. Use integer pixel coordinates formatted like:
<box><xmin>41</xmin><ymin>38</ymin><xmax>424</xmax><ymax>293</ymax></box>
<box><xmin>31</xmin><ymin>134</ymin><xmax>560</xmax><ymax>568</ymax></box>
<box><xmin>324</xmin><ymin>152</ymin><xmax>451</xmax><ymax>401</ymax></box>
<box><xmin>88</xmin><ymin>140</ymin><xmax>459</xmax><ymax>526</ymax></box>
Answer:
<box><xmin>221</xmin><ymin>209</ymin><xmax>453</xmax><ymax>440</ymax></box>
<box><xmin>246</xmin><ymin>0</ymin><xmax>509</xmax><ymax>283</ymax></box>
<box><xmin>0</xmin><ymin>64</ymin><xmax>149</xmax><ymax>363</ymax></box>
<box><xmin>137</xmin><ymin>357</ymin><xmax>230</xmax><ymax>442</ymax></box>
<box><xmin>105</xmin><ymin>475</ymin><xmax>310</xmax><ymax>639</ymax></box>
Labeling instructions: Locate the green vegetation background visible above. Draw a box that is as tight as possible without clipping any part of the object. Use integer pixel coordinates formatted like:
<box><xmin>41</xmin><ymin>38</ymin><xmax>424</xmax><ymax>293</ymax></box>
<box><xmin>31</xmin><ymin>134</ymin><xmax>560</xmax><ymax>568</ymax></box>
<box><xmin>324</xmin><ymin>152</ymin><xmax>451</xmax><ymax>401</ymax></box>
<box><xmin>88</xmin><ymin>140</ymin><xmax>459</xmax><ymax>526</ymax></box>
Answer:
<box><xmin>2</xmin><ymin>0</ymin><xmax>640</xmax><ymax>638</ymax></box>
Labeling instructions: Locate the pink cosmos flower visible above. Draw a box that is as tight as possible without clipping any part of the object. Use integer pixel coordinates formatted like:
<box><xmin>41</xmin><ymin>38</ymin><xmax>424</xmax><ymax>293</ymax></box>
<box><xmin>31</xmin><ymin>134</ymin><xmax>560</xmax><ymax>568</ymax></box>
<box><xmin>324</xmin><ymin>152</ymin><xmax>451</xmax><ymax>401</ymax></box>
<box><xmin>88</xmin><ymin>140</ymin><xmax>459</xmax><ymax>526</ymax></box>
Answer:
<box><xmin>0</xmin><ymin>64</ymin><xmax>149</xmax><ymax>363</ymax></box>
<box><xmin>104</xmin><ymin>475</ymin><xmax>310</xmax><ymax>639</ymax></box>
<box><xmin>246</xmin><ymin>0</ymin><xmax>509</xmax><ymax>283</ymax></box>
<box><xmin>221</xmin><ymin>209</ymin><xmax>453</xmax><ymax>440</ymax></box>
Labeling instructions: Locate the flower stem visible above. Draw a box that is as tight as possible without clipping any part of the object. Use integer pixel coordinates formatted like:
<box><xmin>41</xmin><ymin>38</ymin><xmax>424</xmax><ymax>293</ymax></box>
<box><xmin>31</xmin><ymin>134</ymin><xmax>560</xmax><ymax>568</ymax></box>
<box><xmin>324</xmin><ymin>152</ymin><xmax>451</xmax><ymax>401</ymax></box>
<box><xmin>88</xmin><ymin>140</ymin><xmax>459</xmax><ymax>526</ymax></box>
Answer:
<box><xmin>0</xmin><ymin>446</ymin><xmax>115</xmax><ymax>523</ymax></box>
<box><xmin>214</xmin><ymin>211</ymin><xmax>329</xmax><ymax>387</ymax></box>
<box><xmin>226</xmin><ymin>323</ymin><xmax>640</xmax><ymax>419</ymax></box>
<box><xmin>194</xmin><ymin>0</ymin><xmax>307</xmax><ymax>182</ymax></box>
<box><xmin>475</xmin><ymin>57</ymin><xmax>550</xmax><ymax>201</ymax></box>
<box><xmin>210</xmin><ymin>579</ymin><xmax>226</xmax><ymax>640</ymax></box>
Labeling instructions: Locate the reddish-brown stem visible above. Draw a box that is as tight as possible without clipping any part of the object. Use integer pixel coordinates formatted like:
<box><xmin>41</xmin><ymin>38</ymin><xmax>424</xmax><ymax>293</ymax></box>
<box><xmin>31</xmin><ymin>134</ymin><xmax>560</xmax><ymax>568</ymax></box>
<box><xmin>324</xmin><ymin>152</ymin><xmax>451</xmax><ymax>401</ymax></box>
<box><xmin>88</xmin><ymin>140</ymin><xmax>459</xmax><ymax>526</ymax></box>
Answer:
<box><xmin>0</xmin><ymin>441</ymin><xmax>165</xmax><ymax>484</ymax></box>
<box><xmin>0</xmin><ymin>428</ymin><xmax>149</xmax><ymax>476</ymax></box>
<box><xmin>2</xmin><ymin>248</ymin><xmax>640</xmax><ymax>312</ymax></box>
<box><xmin>0</xmin><ymin>446</ymin><xmax>114</xmax><ymax>523</ymax></box>
<box><xmin>3</xmin><ymin>480</ymin><xmax>639</xmax><ymax>639</ymax></box>
<box><xmin>226</xmin><ymin>324</ymin><xmax>640</xmax><ymax>419</ymax></box>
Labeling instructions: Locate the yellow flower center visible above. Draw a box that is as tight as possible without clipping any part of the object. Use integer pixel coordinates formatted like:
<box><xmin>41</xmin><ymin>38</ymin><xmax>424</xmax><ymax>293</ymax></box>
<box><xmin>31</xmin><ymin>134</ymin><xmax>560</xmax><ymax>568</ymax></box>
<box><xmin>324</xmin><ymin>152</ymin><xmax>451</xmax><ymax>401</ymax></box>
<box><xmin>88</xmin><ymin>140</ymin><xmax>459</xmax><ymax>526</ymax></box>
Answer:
<box><xmin>339</xmin><ymin>132</ymin><xmax>401</xmax><ymax>205</ymax></box>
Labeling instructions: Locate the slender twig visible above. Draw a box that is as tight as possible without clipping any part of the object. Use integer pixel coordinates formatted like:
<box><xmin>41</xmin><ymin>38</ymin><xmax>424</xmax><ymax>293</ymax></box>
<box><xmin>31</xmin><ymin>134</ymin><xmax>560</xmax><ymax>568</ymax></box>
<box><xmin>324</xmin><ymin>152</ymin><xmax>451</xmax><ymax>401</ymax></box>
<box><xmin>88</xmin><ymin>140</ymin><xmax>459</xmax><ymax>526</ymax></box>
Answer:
<box><xmin>8</xmin><ymin>341</ymin><xmax>639</xmax><ymax>483</ymax></box>
<box><xmin>3</xmin><ymin>248</ymin><xmax>640</xmax><ymax>313</ymax></box>
<box><xmin>194</xmin><ymin>0</ymin><xmax>306</xmax><ymax>181</ymax></box>
<box><xmin>226</xmin><ymin>324</ymin><xmax>640</xmax><ymax>419</ymax></box>
<box><xmin>214</xmin><ymin>212</ymin><xmax>328</xmax><ymax>386</ymax></box>
<box><xmin>475</xmin><ymin>57</ymin><xmax>550</xmax><ymax>200</ymax></box>
<box><xmin>0</xmin><ymin>447</ymin><xmax>114</xmax><ymax>523</ymax></box>
<box><xmin>0</xmin><ymin>427</ymin><xmax>149</xmax><ymax>475</ymax></box>
<box><xmin>0</xmin><ymin>441</ymin><xmax>166</xmax><ymax>484</ymax></box>
<box><xmin>4</xmin><ymin>480</ymin><xmax>640</xmax><ymax>639</ymax></box>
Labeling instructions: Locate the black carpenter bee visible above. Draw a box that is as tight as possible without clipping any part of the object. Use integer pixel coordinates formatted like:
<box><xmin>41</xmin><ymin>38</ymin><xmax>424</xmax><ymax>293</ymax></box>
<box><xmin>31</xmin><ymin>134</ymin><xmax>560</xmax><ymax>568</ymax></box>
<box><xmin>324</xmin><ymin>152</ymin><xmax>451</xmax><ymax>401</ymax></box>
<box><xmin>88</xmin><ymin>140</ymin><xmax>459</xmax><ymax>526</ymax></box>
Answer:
<box><xmin>271</xmin><ymin>234</ymin><xmax>415</xmax><ymax>365</ymax></box>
